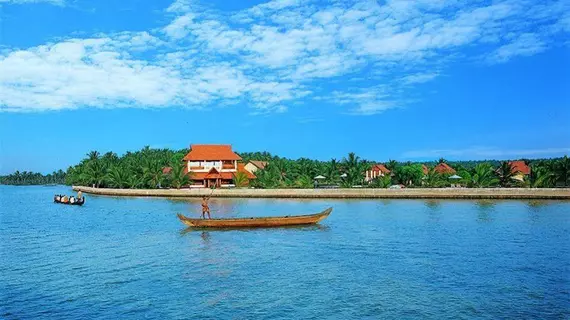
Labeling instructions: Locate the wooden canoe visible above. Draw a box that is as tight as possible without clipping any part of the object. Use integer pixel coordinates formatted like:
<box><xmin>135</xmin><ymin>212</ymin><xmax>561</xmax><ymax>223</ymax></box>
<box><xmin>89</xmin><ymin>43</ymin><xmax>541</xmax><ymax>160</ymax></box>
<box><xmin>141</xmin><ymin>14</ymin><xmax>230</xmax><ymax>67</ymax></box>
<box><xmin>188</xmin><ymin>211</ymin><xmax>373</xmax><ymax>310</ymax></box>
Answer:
<box><xmin>177</xmin><ymin>207</ymin><xmax>332</xmax><ymax>228</ymax></box>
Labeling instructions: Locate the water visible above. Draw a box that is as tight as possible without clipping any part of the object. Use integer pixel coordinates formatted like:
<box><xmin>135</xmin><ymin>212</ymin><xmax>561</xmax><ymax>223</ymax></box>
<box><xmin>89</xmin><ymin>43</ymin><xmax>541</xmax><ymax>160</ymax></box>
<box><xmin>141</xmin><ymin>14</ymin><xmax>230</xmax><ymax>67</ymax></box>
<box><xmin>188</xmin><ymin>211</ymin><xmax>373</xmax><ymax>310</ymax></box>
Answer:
<box><xmin>1</xmin><ymin>185</ymin><xmax>569</xmax><ymax>319</ymax></box>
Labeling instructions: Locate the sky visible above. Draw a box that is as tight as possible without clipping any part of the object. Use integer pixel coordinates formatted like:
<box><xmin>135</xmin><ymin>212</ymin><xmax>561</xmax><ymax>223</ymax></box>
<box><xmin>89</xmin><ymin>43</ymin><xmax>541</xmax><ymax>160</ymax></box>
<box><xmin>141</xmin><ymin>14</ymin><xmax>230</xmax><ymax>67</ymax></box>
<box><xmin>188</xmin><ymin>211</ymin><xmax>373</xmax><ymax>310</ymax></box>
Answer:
<box><xmin>0</xmin><ymin>0</ymin><xmax>569</xmax><ymax>174</ymax></box>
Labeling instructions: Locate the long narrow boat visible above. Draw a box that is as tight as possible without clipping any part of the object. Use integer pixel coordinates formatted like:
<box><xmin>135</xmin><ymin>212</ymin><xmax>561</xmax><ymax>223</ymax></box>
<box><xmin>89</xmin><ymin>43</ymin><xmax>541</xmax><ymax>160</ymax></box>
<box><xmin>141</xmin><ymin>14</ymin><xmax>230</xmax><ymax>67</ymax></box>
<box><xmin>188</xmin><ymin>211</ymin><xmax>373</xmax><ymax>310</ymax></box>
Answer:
<box><xmin>53</xmin><ymin>195</ymin><xmax>85</xmax><ymax>206</ymax></box>
<box><xmin>177</xmin><ymin>207</ymin><xmax>332</xmax><ymax>228</ymax></box>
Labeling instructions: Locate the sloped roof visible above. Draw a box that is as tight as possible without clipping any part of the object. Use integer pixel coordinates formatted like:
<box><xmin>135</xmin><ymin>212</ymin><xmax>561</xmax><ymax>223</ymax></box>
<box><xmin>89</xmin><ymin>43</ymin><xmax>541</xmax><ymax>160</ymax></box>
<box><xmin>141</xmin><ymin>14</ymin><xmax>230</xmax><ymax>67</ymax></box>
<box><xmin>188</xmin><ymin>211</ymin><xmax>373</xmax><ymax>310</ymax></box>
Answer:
<box><xmin>183</xmin><ymin>144</ymin><xmax>242</xmax><ymax>161</ymax></box>
<box><xmin>249</xmin><ymin>160</ymin><xmax>268</xmax><ymax>170</ymax></box>
<box><xmin>509</xmin><ymin>161</ymin><xmax>531</xmax><ymax>175</ymax></box>
<box><xmin>162</xmin><ymin>167</ymin><xmax>172</xmax><ymax>174</ymax></box>
<box><xmin>238</xmin><ymin>163</ymin><xmax>257</xmax><ymax>179</ymax></box>
<box><xmin>434</xmin><ymin>163</ymin><xmax>456</xmax><ymax>174</ymax></box>
<box><xmin>422</xmin><ymin>164</ymin><xmax>429</xmax><ymax>175</ymax></box>
<box><xmin>370</xmin><ymin>164</ymin><xmax>390</xmax><ymax>174</ymax></box>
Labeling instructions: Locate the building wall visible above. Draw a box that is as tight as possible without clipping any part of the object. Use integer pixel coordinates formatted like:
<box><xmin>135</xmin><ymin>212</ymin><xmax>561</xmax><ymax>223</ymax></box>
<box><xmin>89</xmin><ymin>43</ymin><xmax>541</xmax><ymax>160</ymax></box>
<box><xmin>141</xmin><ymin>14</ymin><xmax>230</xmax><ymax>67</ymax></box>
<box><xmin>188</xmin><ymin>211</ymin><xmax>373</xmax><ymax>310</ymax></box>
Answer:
<box><xmin>187</xmin><ymin>160</ymin><xmax>237</xmax><ymax>172</ymax></box>
<box><xmin>244</xmin><ymin>163</ymin><xmax>259</xmax><ymax>173</ymax></box>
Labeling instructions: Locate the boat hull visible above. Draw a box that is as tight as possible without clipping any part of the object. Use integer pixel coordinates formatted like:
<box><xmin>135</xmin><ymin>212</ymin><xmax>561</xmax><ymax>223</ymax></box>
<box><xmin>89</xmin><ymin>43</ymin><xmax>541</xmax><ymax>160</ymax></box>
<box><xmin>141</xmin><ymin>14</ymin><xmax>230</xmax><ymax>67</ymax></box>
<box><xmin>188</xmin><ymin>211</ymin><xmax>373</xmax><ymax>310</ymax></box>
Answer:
<box><xmin>54</xmin><ymin>196</ymin><xmax>85</xmax><ymax>206</ymax></box>
<box><xmin>177</xmin><ymin>207</ymin><xmax>332</xmax><ymax>228</ymax></box>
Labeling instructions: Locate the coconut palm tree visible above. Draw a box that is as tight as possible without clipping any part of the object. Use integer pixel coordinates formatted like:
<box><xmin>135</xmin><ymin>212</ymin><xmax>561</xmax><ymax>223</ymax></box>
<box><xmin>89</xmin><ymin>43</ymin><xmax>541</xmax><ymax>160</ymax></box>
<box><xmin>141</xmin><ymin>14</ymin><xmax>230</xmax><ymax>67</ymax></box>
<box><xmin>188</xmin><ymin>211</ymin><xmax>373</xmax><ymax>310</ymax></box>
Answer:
<box><xmin>233</xmin><ymin>171</ymin><xmax>249</xmax><ymax>188</ymax></box>
<box><xmin>143</xmin><ymin>159</ymin><xmax>165</xmax><ymax>189</ymax></box>
<box><xmin>496</xmin><ymin>161</ymin><xmax>516</xmax><ymax>187</ymax></box>
<box><xmin>471</xmin><ymin>163</ymin><xmax>498</xmax><ymax>187</ymax></box>
<box><xmin>341</xmin><ymin>152</ymin><xmax>367</xmax><ymax>187</ymax></box>
<box><xmin>106</xmin><ymin>166</ymin><xmax>129</xmax><ymax>188</ymax></box>
<box><xmin>553</xmin><ymin>155</ymin><xmax>570</xmax><ymax>187</ymax></box>
<box><xmin>169</xmin><ymin>163</ymin><xmax>190</xmax><ymax>189</ymax></box>
<box><xmin>369</xmin><ymin>175</ymin><xmax>391</xmax><ymax>188</ymax></box>
<box><xmin>81</xmin><ymin>160</ymin><xmax>107</xmax><ymax>188</ymax></box>
<box><xmin>423</xmin><ymin>168</ymin><xmax>444</xmax><ymax>187</ymax></box>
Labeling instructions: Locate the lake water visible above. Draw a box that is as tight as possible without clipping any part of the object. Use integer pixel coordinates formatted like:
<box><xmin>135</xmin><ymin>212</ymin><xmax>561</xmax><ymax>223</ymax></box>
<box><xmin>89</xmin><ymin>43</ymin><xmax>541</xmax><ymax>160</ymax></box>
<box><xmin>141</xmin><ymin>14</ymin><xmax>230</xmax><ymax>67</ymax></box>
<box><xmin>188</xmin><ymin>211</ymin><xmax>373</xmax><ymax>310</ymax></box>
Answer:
<box><xmin>1</xmin><ymin>185</ymin><xmax>569</xmax><ymax>319</ymax></box>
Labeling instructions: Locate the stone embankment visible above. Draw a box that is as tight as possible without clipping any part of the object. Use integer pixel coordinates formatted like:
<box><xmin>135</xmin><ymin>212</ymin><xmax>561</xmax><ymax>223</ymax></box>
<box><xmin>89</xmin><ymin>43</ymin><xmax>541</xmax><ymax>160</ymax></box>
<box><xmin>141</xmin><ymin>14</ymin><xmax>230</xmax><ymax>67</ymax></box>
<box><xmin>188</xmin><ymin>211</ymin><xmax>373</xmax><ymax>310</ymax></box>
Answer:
<box><xmin>72</xmin><ymin>186</ymin><xmax>570</xmax><ymax>200</ymax></box>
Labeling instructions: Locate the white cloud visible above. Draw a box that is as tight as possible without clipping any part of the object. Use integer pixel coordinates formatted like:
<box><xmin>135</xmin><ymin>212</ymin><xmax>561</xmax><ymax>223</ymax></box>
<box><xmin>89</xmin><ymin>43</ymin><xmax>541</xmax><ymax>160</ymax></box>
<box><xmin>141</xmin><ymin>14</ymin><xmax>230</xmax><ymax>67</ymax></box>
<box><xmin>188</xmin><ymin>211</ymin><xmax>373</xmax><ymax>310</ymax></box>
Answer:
<box><xmin>1</xmin><ymin>0</ymin><xmax>569</xmax><ymax>113</ymax></box>
<box><xmin>486</xmin><ymin>33</ymin><xmax>547</xmax><ymax>64</ymax></box>
<box><xmin>401</xmin><ymin>72</ymin><xmax>440</xmax><ymax>85</ymax></box>
<box><xmin>0</xmin><ymin>0</ymin><xmax>63</xmax><ymax>4</ymax></box>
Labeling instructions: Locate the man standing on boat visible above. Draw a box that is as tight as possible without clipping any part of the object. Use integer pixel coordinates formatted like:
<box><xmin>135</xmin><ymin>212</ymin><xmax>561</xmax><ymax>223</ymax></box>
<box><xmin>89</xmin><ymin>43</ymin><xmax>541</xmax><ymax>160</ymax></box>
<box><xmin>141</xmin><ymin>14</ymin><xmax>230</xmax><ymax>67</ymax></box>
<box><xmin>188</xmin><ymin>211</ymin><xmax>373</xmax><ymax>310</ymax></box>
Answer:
<box><xmin>201</xmin><ymin>196</ymin><xmax>211</xmax><ymax>219</ymax></box>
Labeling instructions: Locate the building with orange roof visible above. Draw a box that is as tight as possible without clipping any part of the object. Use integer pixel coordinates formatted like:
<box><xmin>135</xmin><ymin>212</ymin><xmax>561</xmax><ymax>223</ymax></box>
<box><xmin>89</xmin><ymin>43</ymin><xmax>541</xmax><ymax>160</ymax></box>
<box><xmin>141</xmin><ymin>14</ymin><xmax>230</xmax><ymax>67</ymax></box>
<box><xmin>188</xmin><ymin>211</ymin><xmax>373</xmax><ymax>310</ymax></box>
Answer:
<box><xmin>365</xmin><ymin>164</ymin><xmax>391</xmax><ymax>182</ymax></box>
<box><xmin>182</xmin><ymin>144</ymin><xmax>255</xmax><ymax>188</ymax></box>
<box><xmin>509</xmin><ymin>160</ymin><xmax>531</xmax><ymax>181</ymax></box>
<box><xmin>433</xmin><ymin>163</ymin><xmax>456</xmax><ymax>175</ymax></box>
<box><xmin>244</xmin><ymin>160</ymin><xmax>268</xmax><ymax>173</ymax></box>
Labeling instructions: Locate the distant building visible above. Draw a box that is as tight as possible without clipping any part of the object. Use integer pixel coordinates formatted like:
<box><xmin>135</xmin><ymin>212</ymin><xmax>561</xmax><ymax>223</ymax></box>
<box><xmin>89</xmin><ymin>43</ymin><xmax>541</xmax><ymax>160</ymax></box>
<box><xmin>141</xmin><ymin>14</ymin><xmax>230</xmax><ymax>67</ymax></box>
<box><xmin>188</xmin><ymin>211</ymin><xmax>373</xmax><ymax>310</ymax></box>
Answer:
<box><xmin>433</xmin><ymin>163</ymin><xmax>456</xmax><ymax>175</ymax></box>
<box><xmin>509</xmin><ymin>160</ymin><xmax>531</xmax><ymax>182</ymax></box>
<box><xmin>365</xmin><ymin>164</ymin><xmax>391</xmax><ymax>182</ymax></box>
<box><xmin>422</xmin><ymin>164</ymin><xmax>429</xmax><ymax>175</ymax></box>
<box><xmin>182</xmin><ymin>144</ymin><xmax>255</xmax><ymax>188</ymax></box>
<box><xmin>244</xmin><ymin>160</ymin><xmax>268</xmax><ymax>173</ymax></box>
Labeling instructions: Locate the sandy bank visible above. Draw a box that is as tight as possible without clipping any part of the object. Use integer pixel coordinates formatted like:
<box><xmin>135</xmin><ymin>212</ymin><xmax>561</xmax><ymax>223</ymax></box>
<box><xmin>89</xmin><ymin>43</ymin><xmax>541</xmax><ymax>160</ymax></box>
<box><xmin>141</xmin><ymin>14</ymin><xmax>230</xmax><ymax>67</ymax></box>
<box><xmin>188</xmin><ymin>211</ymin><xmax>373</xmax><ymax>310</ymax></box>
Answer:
<box><xmin>72</xmin><ymin>186</ymin><xmax>570</xmax><ymax>200</ymax></box>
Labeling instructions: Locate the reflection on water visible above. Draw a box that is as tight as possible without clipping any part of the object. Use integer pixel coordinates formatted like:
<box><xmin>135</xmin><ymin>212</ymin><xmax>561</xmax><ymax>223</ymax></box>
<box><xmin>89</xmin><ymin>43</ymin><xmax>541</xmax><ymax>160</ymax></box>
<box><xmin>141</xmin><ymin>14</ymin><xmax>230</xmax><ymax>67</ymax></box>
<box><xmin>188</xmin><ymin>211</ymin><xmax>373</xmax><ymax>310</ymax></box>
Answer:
<box><xmin>180</xmin><ymin>223</ymin><xmax>331</xmax><ymax>235</ymax></box>
<box><xmin>476</xmin><ymin>200</ymin><xmax>496</xmax><ymax>223</ymax></box>
<box><xmin>2</xmin><ymin>186</ymin><xmax>569</xmax><ymax>319</ymax></box>
<box><xmin>425</xmin><ymin>199</ymin><xmax>441</xmax><ymax>210</ymax></box>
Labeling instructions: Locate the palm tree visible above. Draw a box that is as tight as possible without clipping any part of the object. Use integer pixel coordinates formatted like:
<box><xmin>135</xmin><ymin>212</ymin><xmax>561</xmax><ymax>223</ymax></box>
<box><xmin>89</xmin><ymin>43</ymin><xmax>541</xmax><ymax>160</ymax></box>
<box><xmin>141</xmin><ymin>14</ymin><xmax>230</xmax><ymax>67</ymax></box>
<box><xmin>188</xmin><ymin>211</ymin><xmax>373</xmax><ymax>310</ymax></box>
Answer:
<box><xmin>294</xmin><ymin>175</ymin><xmax>313</xmax><ymax>188</ymax></box>
<box><xmin>143</xmin><ymin>159</ymin><xmax>165</xmax><ymax>189</ymax></box>
<box><xmin>341</xmin><ymin>152</ymin><xmax>367</xmax><ymax>187</ymax></box>
<box><xmin>126</xmin><ymin>175</ymin><xmax>144</xmax><ymax>189</ymax></box>
<box><xmin>370</xmin><ymin>175</ymin><xmax>391</xmax><ymax>188</ymax></box>
<box><xmin>424</xmin><ymin>169</ymin><xmax>444</xmax><ymax>187</ymax></box>
<box><xmin>496</xmin><ymin>161</ymin><xmax>516</xmax><ymax>187</ymax></box>
<box><xmin>81</xmin><ymin>160</ymin><xmax>106</xmax><ymax>188</ymax></box>
<box><xmin>87</xmin><ymin>151</ymin><xmax>100</xmax><ymax>161</ymax></box>
<box><xmin>325</xmin><ymin>159</ymin><xmax>341</xmax><ymax>184</ymax></box>
<box><xmin>233</xmin><ymin>171</ymin><xmax>249</xmax><ymax>188</ymax></box>
<box><xmin>106</xmin><ymin>166</ymin><xmax>128</xmax><ymax>188</ymax></box>
<box><xmin>471</xmin><ymin>163</ymin><xmax>498</xmax><ymax>187</ymax></box>
<box><xmin>553</xmin><ymin>155</ymin><xmax>570</xmax><ymax>187</ymax></box>
<box><xmin>169</xmin><ymin>163</ymin><xmax>190</xmax><ymax>189</ymax></box>
<box><xmin>386</xmin><ymin>159</ymin><xmax>398</xmax><ymax>171</ymax></box>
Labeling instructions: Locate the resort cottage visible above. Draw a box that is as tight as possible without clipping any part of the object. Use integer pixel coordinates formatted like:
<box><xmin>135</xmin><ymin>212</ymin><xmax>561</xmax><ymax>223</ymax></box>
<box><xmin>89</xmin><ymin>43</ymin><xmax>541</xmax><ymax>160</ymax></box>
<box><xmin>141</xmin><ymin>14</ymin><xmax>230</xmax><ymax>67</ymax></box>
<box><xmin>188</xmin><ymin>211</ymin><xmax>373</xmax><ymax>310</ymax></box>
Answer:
<box><xmin>509</xmin><ymin>160</ymin><xmax>531</xmax><ymax>182</ymax></box>
<box><xmin>433</xmin><ymin>163</ymin><xmax>456</xmax><ymax>175</ymax></box>
<box><xmin>365</xmin><ymin>164</ymin><xmax>391</xmax><ymax>182</ymax></box>
<box><xmin>183</xmin><ymin>144</ymin><xmax>255</xmax><ymax>188</ymax></box>
<box><xmin>244</xmin><ymin>160</ymin><xmax>268</xmax><ymax>173</ymax></box>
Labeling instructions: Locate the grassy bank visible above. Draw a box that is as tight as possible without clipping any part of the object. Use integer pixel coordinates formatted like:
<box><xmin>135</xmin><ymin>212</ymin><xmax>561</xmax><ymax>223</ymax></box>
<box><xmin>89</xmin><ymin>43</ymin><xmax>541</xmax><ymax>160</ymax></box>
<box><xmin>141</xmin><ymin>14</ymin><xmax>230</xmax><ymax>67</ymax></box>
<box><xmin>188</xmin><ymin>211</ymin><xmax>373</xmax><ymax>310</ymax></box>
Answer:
<box><xmin>72</xmin><ymin>186</ymin><xmax>570</xmax><ymax>200</ymax></box>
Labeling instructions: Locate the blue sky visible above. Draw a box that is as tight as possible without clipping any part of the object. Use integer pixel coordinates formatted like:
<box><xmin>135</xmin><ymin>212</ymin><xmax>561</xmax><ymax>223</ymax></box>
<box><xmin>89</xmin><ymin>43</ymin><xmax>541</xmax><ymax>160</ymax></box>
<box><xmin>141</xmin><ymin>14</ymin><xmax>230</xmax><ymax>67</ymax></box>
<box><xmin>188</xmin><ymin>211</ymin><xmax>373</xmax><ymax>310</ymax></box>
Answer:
<box><xmin>0</xmin><ymin>0</ymin><xmax>569</xmax><ymax>174</ymax></box>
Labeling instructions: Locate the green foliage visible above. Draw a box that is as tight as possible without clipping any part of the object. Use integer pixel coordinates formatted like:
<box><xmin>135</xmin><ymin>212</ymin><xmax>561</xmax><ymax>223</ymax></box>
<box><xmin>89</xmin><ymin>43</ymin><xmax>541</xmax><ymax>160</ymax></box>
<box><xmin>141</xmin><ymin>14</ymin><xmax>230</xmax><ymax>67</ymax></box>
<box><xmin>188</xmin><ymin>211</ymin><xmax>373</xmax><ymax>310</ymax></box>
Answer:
<box><xmin>0</xmin><ymin>170</ymin><xmax>66</xmax><ymax>185</ymax></box>
<box><xmin>369</xmin><ymin>175</ymin><xmax>391</xmax><ymax>188</ymax></box>
<box><xmin>423</xmin><ymin>169</ymin><xmax>445</xmax><ymax>187</ymax></box>
<box><xmin>495</xmin><ymin>161</ymin><xmax>516</xmax><ymax>187</ymax></box>
<box><xmin>65</xmin><ymin>147</ymin><xmax>188</xmax><ymax>189</ymax></box>
<box><xmin>169</xmin><ymin>162</ymin><xmax>190</xmax><ymax>189</ymax></box>
<box><xmin>233</xmin><ymin>171</ymin><xmax>249</xmax><ymax>188</ymax></box>
<box><xmin>470</xmin><ymin>163</ymin><xmax>498</xmax><ymax>187</ymax></box>
<box><xmin>394</xmin><ymin>164</ymin><xmax>424</xmax><ymax>186</ymax></box>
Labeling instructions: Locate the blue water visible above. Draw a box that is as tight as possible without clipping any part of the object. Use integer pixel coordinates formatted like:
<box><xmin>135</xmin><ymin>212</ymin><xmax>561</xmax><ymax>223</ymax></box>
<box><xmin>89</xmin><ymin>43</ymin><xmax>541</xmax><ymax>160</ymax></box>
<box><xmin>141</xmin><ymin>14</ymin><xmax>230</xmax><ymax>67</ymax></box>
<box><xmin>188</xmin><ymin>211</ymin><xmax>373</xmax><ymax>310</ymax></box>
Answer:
<box><xmin>1</xmin><ymin>186</ymin><xmax>569</xmax><ymax>319</ymax></box>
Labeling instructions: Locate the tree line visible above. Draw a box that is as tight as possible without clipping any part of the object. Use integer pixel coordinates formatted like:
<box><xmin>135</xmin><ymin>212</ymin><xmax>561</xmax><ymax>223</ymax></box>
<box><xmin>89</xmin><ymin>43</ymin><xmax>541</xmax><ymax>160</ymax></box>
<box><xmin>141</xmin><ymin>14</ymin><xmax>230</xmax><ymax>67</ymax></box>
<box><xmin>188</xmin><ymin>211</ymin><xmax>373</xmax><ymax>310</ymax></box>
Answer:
<box><xmin>2</xmin><ymin>146</ymin><xmax>569</xmax><ymax>188</ymax></box>
<box><xmin>0</xmin><ymin>170</ymin><xmax>66</xmax><ymax>185</ymax></box>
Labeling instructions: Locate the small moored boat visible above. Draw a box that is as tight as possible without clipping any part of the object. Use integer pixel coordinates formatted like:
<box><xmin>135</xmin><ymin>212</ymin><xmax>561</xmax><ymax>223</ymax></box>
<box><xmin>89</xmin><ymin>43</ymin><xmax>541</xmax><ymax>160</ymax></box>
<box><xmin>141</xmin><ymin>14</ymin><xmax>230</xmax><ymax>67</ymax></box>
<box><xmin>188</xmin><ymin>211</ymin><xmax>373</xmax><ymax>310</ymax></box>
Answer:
<box><xmin>177</xmin><ymin>207</ymin><xmax>332</xmax><ymax>228</ymax></box>
<box><xmin>54</xmin><ymin>195</ymin><xmax>85</xmax><ymax>206</ymax></box>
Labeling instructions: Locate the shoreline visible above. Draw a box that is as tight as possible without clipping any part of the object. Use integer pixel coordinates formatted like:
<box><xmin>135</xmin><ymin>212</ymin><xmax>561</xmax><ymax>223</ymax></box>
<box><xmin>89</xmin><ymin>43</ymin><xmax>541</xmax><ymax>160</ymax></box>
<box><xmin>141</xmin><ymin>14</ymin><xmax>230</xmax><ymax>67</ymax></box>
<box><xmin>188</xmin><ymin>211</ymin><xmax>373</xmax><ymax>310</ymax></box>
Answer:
<box><xmin>72</xmin><ymin>186</ymin><xmax>570</xmax><ymax>200</ymax></box>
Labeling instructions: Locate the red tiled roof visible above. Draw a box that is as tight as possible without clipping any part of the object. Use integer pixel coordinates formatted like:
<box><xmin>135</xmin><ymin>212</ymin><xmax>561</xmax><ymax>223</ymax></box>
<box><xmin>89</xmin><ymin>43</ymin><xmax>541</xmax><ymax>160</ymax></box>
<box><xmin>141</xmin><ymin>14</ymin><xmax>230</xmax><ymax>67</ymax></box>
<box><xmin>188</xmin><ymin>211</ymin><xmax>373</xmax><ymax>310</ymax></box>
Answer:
<box><xmin>509</xmin><ymin>161</ymin><xmax>531</xmax><ymax>175</ymax></box>
<box><xmin>249</xmin><ymin>160</ymin><xmax>268</xmax><ymax>170</ymax></box>
<box><xmin>183</xmin><ymin>144</ymin><xmax>242</xmax><ymax>161</ymax></box>
<box><xmin>370</xmin><ymin>164</ymin><xmax>390</xmax><ymax>174</ymax></box>
<box><xmin>434</xmin><ymin>163</ymin><xmax>456</xmax><ymax>174</ymax></box>
<box><xmin>238</xmin><ymin>163</ymin><xmax>256</xmax><ymax>179</ymax></box>
<box><xmin>162</xmin><ymin>167</ymin><xmax>172</xmax><ymax>174</ymax></box>
<box><xmin>422</xmin><ymin>164</ymin><xmax>429</xmax><ymax>175</ymax></box>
